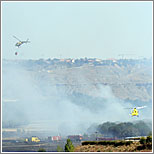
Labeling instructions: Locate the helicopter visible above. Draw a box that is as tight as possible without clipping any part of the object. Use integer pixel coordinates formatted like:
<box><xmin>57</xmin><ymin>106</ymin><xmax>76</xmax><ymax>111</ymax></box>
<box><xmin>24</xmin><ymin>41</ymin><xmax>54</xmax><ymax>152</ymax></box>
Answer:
<box><xmin>13</xmin><ymin>35</ymin><xmax>30</xmax><ymax>48</ymax></box>
<box><xmin>125</xmin><ymin>106</ymin><xmax>147</xmax><ymax>117</ymax></box>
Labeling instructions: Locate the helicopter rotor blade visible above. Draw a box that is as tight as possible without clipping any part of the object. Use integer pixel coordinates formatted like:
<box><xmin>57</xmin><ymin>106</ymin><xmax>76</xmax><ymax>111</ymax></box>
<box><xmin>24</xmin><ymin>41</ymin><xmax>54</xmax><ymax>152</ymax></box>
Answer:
<box><xmin>136</xmin><ymin>106</ymin><xmax>147</xmax><ymax>110</ymax></box>
<box><xmin>13</xmin><ymin>35</ymin><xmax>21</xmax><ymax>41</ymax></box>
<box><xmin>124</xmin><ymin>106</ymin><xmax>147</xmax><ymax>110</ymax></box>
<box><xmin>124</xmin><ymin>107</ymin><xmax>133</xmax><ymax>109</ymax></box>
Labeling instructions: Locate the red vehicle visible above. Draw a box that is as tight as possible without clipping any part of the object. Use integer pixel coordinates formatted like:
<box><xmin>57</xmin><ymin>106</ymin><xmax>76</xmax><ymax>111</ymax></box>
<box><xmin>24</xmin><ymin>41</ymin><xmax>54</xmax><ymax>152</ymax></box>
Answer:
<box><xmin>52</xmin><ymin>136</ymin><xmax>61</xmax><ymax>141</ymax></box>
<box><xmin>68</xmin><ymin>135</ymin><xmax>83</xmax><ymax>141</ymax></box>
<box><xmin>48</xmin><ymin>136</ymin><xmax>61</xmax><ymax>141</ymax></box>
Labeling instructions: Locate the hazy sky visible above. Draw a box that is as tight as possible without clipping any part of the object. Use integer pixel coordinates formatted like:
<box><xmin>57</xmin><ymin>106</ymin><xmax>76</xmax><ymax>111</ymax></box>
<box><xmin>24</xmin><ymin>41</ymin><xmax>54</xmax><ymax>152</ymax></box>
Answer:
<box><xmin>2</xmin><ymin>1</ymin><xmax>152</xmax><ymax>60</ymax></box>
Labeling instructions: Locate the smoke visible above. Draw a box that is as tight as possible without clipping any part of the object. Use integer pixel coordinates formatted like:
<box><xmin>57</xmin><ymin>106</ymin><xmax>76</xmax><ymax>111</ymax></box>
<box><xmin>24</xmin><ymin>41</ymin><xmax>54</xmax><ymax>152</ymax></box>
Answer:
<box><xmin>2</xmin><ymin>60</ymin><xmax>151</xmax><ymax>137</ymax></box>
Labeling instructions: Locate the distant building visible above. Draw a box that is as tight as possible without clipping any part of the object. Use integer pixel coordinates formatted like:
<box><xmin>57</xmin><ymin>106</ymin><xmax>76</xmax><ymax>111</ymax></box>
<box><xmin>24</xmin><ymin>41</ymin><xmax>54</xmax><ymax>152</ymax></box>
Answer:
<box><xmin>88</xmin><ymin>59</ymin><xmax>95</xmax><ymax>62</ymax></box>
<box><xmin>106</xmin><ymin>58</ymin><xmax>117</xmax><ymax>63</ymax></box>
<box><xmin>72</xmin><ymin>59</ymin><xmax>75</xmax><ymax>63</ymax></box>
<box><xmin>60</xmin><ymin>59</ymin><xmax>65</xmax><ymax>62</ymax></box>
<box><xmin>95</xmin><ymin>59</ymin><xmax>102</xmax><ymax>62</ymax></box>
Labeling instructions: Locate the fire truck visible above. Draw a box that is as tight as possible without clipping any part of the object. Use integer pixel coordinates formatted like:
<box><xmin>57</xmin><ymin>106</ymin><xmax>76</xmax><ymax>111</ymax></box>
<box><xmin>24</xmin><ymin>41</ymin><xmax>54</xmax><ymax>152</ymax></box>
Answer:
<box><xmin>68</xmin><ymin>135</ymin><xmax>83</xmax><ymax>142</ymax></box>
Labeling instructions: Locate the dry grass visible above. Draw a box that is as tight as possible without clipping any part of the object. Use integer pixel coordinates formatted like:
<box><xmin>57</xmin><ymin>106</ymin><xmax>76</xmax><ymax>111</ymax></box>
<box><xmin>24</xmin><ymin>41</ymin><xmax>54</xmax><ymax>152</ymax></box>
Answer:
<box><xmin>74</xmin><ymin>142</ymin><xmax>152</xmax><ymax>152</ymax></box>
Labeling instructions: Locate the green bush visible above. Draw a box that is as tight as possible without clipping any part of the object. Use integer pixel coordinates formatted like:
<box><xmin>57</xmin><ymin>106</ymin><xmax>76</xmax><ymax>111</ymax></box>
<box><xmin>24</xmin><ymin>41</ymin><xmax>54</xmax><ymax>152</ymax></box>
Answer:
<box><xmin>140</xmin><ymin>137</ymin><xmax>146</xmax><ymax>145</ymax></box>
<box><xmin>82</xmin><ymin>140</ymin><xmax>132</xmax><ymax>147</ymax></box>
<box><xmin>57</xmin><ymin>145</ymin><xmax>63</xmax><ymax>152</ymax></box>
<box><xmin>146</xmin><ymin>136</ymin><xmax>152</xmax><ymax>143</ymax></box>
<box><xmin>146</xmin><ymin>143</ymin><xmax>152</xmax><ymax>150</ymax></box>
<box><xmin>114</xmin><ymin>141</ymin><xmax>122</xmax><ymax>146</ymax></box>
<box><xmin>137</xmin><ymin>144</ymin><xmax>146</xmax><ymax>150</ymax></box>
<box><xmin>146</xmin><ymin>136</ymin><xmax>152</xmax><ymax>150</ymax></box>
<box><xmin>38</xmin><ymin>148</ymin><xmax>46</xmax><ymax>152</ymax></box>
<box><xmin>98</xmin><ymin>141</ymin><xmax>107</xmax><ymax>145</ymax></box>
<box><xmin>98</xmin><ymin>121</ymin><xmax>151</xmax><ymax>138</ymax></box>
<box><xmin>81</xmin><ymin>141</ymin><xmax>88</xmax><ymax>145</ymax></box>
<box><xmin>82</xmin><ymin>141</ymin><xmax>98</xmax><ymax>145</ymax></box>
<box><xmin>65</xmin><ymin>139</ymin><xmax>75</xmax><ymax>152</ymax></box>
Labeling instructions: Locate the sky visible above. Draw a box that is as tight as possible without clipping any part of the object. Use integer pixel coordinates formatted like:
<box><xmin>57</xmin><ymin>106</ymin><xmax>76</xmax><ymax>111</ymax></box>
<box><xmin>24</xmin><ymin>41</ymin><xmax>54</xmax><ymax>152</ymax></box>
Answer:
<box><xmin>2</xmin><ymin>1</ymin><xmax>153</xmax><ymax>60</ymax></box>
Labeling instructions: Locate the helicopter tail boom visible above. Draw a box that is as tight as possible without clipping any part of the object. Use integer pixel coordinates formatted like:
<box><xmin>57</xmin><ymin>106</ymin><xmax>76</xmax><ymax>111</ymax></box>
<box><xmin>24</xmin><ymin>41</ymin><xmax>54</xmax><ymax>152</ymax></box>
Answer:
<box><xmin>25</xmin><ymin>39</ymin><xmax>30</xmax><ymax>43</ymax></box>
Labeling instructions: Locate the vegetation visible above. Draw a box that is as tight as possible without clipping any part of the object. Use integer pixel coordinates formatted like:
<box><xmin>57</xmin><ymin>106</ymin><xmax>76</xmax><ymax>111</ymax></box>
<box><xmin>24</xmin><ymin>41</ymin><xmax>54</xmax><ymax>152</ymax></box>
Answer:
<box><xmin>38</xmin><ymin>148</ymin><xmax>46</xmax><ymax>152</ymax></box>
<box><xmin>65</xmin><ymin>139</ymin><xmax>75</xmax><ymax>152</ymax></box>
<box><xmin>75</xmin><ymin>143</ymin><xmax>152</xmax><ymax>152</ymax></box>
<box><xmin>75</xmin><ymin>136</ymin><xmax>152</xmax><ymax>152</ymax></box>
<box><xmin>139</xmin><ymin>137</ymin><xmax>146</xmax><ymax>145</ymax></box>
<box><xmin>97</xmin><ymin>121</ymin><xmax>151</xmax><ymax>138</ymax></box>
<box><xmin>57</xmin><ymin>145</ymin><xmax>64</xmax><ymax>152</ymax></box>
<box><xmin>137</xmin><ymin>135</ymin><xmax>152</xmax><ymax>150</ymax></box>
<box><xmin>82</xmin><ymin>140</ymin><xmax>133</xmax><ymax>146</ymax></box>
<box><xmin>146</xmin><ymin>136</ymin><xmax>152</xmax><ymax>143</ymax></box>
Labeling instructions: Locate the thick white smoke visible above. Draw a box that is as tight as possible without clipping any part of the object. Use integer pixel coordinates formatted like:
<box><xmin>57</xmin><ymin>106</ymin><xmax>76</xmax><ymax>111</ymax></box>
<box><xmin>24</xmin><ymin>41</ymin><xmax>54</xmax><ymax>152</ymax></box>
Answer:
<box><xmin>2</xmin><ymin>60</ymin><xmax>151</xmax><ymax>137</ymax></box>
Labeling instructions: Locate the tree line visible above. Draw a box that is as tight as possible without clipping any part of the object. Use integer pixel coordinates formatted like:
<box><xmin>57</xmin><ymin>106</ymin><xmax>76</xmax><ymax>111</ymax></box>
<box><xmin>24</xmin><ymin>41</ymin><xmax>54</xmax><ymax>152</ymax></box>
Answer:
<box><xmin>97</xmin><ymin>121</ymin><xmax>152</xmax><ymax>138</ymax></box>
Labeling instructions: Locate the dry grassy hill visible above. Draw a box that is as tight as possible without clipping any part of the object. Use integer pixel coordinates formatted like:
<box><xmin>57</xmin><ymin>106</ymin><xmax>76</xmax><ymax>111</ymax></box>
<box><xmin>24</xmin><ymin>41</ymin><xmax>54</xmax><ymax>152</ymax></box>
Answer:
<box><xmin>74</xmin><ymin>141</ymin><xmax>152</xmax><ymax>152</ymax></box>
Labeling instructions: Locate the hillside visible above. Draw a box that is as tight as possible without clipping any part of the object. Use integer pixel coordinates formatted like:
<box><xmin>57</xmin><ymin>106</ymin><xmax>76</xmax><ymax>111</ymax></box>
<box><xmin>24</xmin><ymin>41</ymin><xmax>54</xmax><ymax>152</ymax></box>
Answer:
<box><xmin>2</xmin><ymin>57</ymin><xmax>152</xmax><ymax>134</ymax></box>
<box><xmin>3</xmin><ymin>58</ymin><xmax>152</xmax><ymax>103</ymax></box>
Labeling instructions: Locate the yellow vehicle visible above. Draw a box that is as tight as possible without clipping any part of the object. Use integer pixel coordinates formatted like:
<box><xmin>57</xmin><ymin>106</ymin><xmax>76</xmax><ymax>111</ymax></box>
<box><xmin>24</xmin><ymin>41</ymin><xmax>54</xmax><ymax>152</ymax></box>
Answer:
<box><xmin>25</xmin><ymin>138</ymin><xmax>29</xmax><ymax>142</ymax></box>
<box><xmin>31</xmin><ymin>136</ymin><xmax>40</xmax><ymax>142</ymax></box>
<box><xmin>25</xmin><ymin>137</ymin><xmax>40</xmax><ymax>142</ymax></box>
